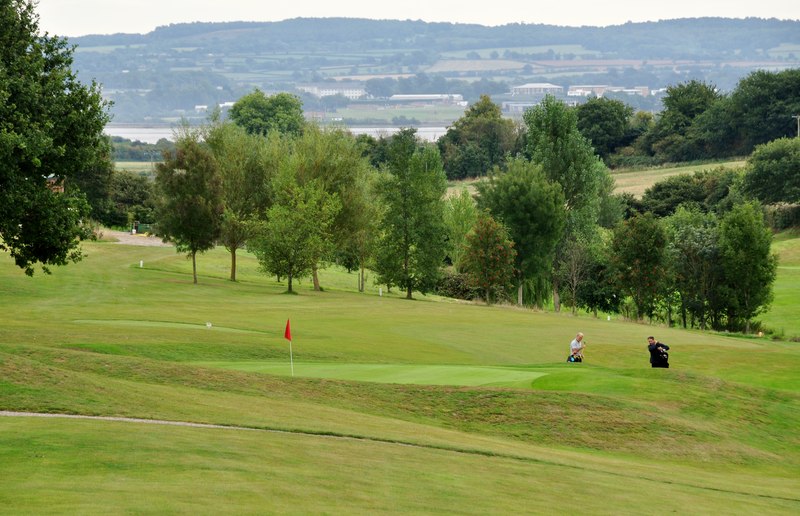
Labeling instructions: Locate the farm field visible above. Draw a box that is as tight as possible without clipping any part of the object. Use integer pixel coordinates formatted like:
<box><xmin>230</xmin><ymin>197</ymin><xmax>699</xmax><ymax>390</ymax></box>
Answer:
<box><xmin>611</xmin><ymin>160</ymin><xmax>747</xmax><ymax>197</ymax></box>
<box><xmin>1</xmin><ymin>238</ymin><xmax>798</xmax><ymax>513</ymax></box>
<box><xmin>446</xmin><ymin>159</ymin><xmax>748</xmax><ymax>200</ymax></box>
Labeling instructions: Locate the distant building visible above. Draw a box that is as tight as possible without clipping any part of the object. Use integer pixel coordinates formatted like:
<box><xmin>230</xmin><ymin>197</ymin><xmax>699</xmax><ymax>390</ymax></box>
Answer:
<box><xmin>568</xmin><ymin>85</ymin><xmax>650</xmax><ymax>97</ymax></box>
<box><xmin>511</xmin><ymin>83</ymin><xmax>563</xmax><ymax>95</ymax></box>
<box><xmin>389</xmin><ymin>94</ymin><xmax>466</xmax><ymax>105</ymax></box>
<box><xmin>297</xmin><ymin>83</ymin><xmax>367</xmax><ymax>100</ymax></box>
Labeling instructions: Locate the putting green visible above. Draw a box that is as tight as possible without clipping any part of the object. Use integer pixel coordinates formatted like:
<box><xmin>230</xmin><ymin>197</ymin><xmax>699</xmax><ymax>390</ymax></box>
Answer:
<box><xmin>193</xmin><ymin>361</ymin><xmax>556</xmax><ymax>388</ymax></box>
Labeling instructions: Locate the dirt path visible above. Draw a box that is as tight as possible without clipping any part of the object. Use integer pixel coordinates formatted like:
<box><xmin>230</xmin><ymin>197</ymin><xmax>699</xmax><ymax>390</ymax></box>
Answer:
<box><xmin>104</xmin><ymin>230</ymin><xmax>172</xmax><ymax>247</ymax></box>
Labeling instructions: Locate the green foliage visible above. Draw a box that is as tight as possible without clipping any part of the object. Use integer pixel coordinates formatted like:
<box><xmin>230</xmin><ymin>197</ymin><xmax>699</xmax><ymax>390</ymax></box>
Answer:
<box><xmin>576</xmin><ymin>97</ymin><xmax>634</xmax><ymax>160</ymax></box>
<box><xmin>438</xmin><ymin>95</ymin><xmax>519</xmax><ymax>180</ymax></box>
<box><xmin>611</xmin><ymin>212</ymin><xmax>668</xmax><ymax>319</ymax></box>
<box><xmin>250</xmin><ymin>171</ymin><xmax>340</xmax><ymax>293</ymax></box>
<box><xmin>434</xmin><ymin>269</ymin><xmax>480</xmax><ymax>300</ymax></box>
<box><xmin>444</xmin><ymin>188</ymin><xmax>478</xmax><ymax>272</ymax></box>
<box><xmin>0</xmin><ymin>0</ymin><xmax>109</xmax><ymax>275</ymax></box>
<box><xmin>640</xmin><ymin>80</ymin><xmax>721</xmax><ymax>161</ymax></box>
<box><xmin>641</xmin><ymin>167</ymin><xmax>740</xmax><ymax>217</ymax></box>
<box><xmin>743</xmin><ymin>137</ymin><xmax>800</xmax><ymax>205</ymax></box>
<box><xmin>205</xmin><ymin>122</ymin><xmax>280</xmax><ymax>281</ymax></box>
<box><xmin>289</xmin><ymin>125</ymin><xmax>378</xmax><ymax>290</ymax></box>
<box><xmin>723</xmin><ymin>69</ymin><xmax>800</xmax><ymax>155</ymax></box>
<box><xmin>665</xmin><ymin>206</ymin><xmax>721</xmax><ymax>329</ymax></box>
<box><xmin>461</xmin><ymin>211</ymin><xmax>517</xmax><ymax>304</ymax></box>
<box><xmin>718</xmin><ymin>202</ymin><xmax>778</xmax><ymax>332</ymax></box>
<box><xmin>229</xmin><ymin>89</ymin><xmax>305</xmax><ymax>137</ymax></box>
<box><xmin>155</xmin><ymin>134</ymin><xmax>224</xmax><ymax>284</ymax></box>
<box><xmin>107</xmin><ymin>171</ymin><xmax>156</xmax><ymax>228</ymax></box>
<box><xmin>374</xmin><ymin>130</ymin><xmax>448</xmax><ymax>299</ymax></box>
<box><xmin>477</xmin><ymin>158</ymin><xmax>565</xmax><ymax>305</ymax></box>
<box><xmin>524</xmin><ymin>95</ymin><xmax>602</xmax><ymax>212</ymax></box>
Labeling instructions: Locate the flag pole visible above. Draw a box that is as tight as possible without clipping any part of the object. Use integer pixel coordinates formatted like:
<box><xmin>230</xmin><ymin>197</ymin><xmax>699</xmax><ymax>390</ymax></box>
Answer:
<box><xmin>284</xmin><ymin>318</ymin><xmax>294</xmax><ymax>377</ymax></box>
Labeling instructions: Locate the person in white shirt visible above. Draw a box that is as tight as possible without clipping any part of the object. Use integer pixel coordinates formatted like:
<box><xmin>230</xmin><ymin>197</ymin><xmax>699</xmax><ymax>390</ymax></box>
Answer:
<box><xmin>569</xmin><ymin>332</ymin><xmax>586</xmax><ymax>362</ymax></box>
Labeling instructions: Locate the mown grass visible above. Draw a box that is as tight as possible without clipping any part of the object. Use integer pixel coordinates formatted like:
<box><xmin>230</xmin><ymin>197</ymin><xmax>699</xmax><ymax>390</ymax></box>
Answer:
<box><xmin>1</xmin><ymin>239</ymin><xmax>799</xmax><ymax>513</ymax></box>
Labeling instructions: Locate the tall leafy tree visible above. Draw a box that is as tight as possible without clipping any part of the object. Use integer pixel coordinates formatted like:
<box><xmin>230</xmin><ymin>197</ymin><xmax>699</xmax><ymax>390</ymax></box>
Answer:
<box><xmin>290</xmin><ymin>126</ymin><xmax>377</xmax><ymax>291</ymax></box>
<box><xmin>641</xmin><ymin>80</ymin><xmax>720</xmax><ymax>161</ymax></box>
<box><xmin>575</xmin><ymin>97</ymin><xmax>634</xmax><ymax>161</ymax></box>
<box><xmin>444</xmin><ymin>188</ymin><xmax>478</xmax><ymax>272</ymax></box>
<box><xmin>611</xmin><ymin>212</ymin><xmax>668</xmax><ymax>320</ymax></box>
<box><xmin>438</xmin><ymin>95</ymin><xmax>519</xmax><ymax>179</ymax></box>
<box><xmin>743</xmin><ymin>137</ymin><xmax>800</xmax><ymax>205</ymax></box>
<box><xmin>718</xmin><ymin>202</ymin><xmax>777</xmax><ymax>333</ymax></box>
<box><xmin>1</xmin><ymin>0</ymin><xmax>109</xmax><ymax>275</ymax></box>
<box><xmin>665</xmin><ymin>206</ymin><xmax>720</xmax><ymax>329</ymax></box>
<box><xmin>523</xmin><ymin>95</ymin><xmax>609</xmax><ymax>310</ymax></box>
<box><xmin>374</xmin><ymin>129</ymin><xmax>448</xmax><ymax>299</ymax></box>
<box><xmin>205</xmin><ymin>122</ymin><xmax>280</xmax><ymax>281</ymax></box>
<box><xmin>155</xmin><ymin>134</ymin><xmax>223</xmax><ymax>284</ymax></box>
<box><xmin>729</xmin><ymin>70</ymin><xmax>800</xmax><ymax>151</ymax></box>
<box><xmin>229</xmin><ymin>89</ymin><xmax>305</xmax><ymax>137</ymax></box>
<box><xmin>477</xmin><ymin>157</ymin><xmax>565</xmax><ymax>306</ymax></box>
<box><xmin>461</xmin><ymin>211</ymin><xmax>517</xmax><ymax>305</ymax></box>
<box><xmin>251</xmin><ymin>170</ymin><xmax>340</xmax><ymax>294</ymax></box>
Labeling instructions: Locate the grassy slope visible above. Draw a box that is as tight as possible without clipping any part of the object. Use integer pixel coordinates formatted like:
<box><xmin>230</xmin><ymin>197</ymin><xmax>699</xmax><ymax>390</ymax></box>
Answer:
<box><xmin>1</xmin><ymin>241</ymin><xmax>798</xmax><ymax>513</ymax></box>
<box><xmin>760</xmin><ymin>229</ymin><xmax>800</xmax><ymax>338</ymax></box>
<box><xmin>611</xmin><ymin>160</ymin><xmax>747</xmax><ymax>197</ymax></box>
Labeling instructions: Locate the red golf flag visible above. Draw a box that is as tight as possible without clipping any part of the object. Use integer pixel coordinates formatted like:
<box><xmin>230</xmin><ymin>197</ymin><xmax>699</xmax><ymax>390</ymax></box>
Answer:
<box><xmin>284</xmin><ymin>318</ymin><xmax>292</xmax><ymax>341</ymax></box>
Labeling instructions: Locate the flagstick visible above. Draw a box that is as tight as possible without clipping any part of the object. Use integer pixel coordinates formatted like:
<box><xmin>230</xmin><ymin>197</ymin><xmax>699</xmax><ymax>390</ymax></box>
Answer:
<box><xmin>289</xmin><ymin>339</ymin><xmax>294</xmax><ymax>377</ymax></box>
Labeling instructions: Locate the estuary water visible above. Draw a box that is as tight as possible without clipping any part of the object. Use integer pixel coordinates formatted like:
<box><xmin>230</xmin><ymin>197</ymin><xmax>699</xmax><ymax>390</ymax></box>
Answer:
<box><xmin>105</xmin><ymin>125</ymin><xmax>447</xmax><ymax>144</ymax></box>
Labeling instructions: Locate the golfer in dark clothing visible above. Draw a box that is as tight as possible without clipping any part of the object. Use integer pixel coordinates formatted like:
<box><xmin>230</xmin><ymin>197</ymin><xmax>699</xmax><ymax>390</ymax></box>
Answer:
<box><xmin>647</xmin><ymin>336</ymin><xmax>670</xmax><ymax>368</ymax></box>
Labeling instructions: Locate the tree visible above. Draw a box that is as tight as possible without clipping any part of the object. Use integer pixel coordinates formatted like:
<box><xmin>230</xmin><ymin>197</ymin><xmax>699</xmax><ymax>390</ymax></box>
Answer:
<box><xmin>718</xmin><ymin>202</ymin><xmax>777</xmax><ymax>333</ymax></box>
<box><xmin>575</xmin><ymin>97</ymin><xmax>634</xmax><ymax>161</ymax></box>
<box><xmin>108</xmin><ymin>171</ymin><xmax>156</xmax><ymax>228</ymax></box>
<box><xmin>0</xmin><ymin>0</ymin><xmax>109</xmax><ymax>275</ymax></box>
<box><xmin>665</xmin><ymin>206</ymin><xmax>720</xmax><ymax>329</ymax></box>
<box><xmin>557</xmin><ymin>236</ymin><xmax>594</xmax><ymax>315</ymax></box>
<box><xmin>461</xmin><ymin>211</ymin><xmax>517</xmax><ymax>305</ymax></box>
<box><xmin>576</xmin><ymin>235</ymin><xmax>623</xmax><ymax>317</ymax></box>
<box><xmin>289</xmin><ymin>126</ymin><xmax>376</xmax><ymax>291</ymax></box>
<box><xmin>155</xmin><ymin>134</ymin><xmax>223</xmax><ymax>284</ymax></box>
<box><xmin>477</xmin><ymin>157</ymin><xmax>566</xmax><ymax>306</ymax></box>
<box><xmin>444</xmin><ymin>188</ymin><xmax>478</xmax><ymax>272</ymax></box>
<box><xmin>251</xmin><ymin>170</ymin><xmax>340</xmax><ymax>294</ymax></box>
<box><xmin>721</xmin><ymin>69</ymin><xmax>800</xmax><ymax>155</ymax></box>
<box><xmin>205</xmin><ymin>121</ymin><xmax>280</xmax><ymax>281</ymax></box>
<box><xmin>641</xmin><ymin>80</ymin><xmax>720</xmax><ymax>161</ymax></box>
<box><xmin>374</xmin><ymin>129</ymin><xmax>448</xmax><ymax>299</ymax></box>
<box><xmin>229</xmin><ymin>89</ymin><xmax>305</xmax><ymax>137</ymax></box>
<box><xmin>438</xmin><ymin>95</ymin><xmax>518</xmax><ymax>179</ymax></box>
<box><xmin>523</xmin><ymin>95</ymin><xmax>609</xmax><ymax>310</ymax></box>
<box><xmin>743</xmin><ymin>137</ymin><xmax>800</xmax><ymax>205</ymax></box>
<box><xmin>611</xmin><ymin>212</ymin><xmax>668</xmax><ymax>320</ymax></box>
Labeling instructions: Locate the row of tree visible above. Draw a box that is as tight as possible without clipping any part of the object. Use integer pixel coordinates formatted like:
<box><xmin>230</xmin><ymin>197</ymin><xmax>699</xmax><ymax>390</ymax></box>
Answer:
<box><xmin>435</xmin><ymin>69</ymin><xmax>800</xmax><ymax>180</ymax></box>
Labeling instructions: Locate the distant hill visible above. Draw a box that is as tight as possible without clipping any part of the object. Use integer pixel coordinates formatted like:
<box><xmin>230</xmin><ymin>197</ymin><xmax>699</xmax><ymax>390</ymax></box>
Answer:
<box><xmin>69</xmin><ymin>17</ymin><xmax>800</xmax><ymax>124</ymax></box>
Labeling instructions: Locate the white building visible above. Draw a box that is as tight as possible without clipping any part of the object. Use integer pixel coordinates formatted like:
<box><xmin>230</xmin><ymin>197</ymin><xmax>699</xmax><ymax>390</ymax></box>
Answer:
<box><xmin>511</xmin><ymin>83</ymin><xmax>563</xmax><ymax>96</ymax></box>
<box><xmin>297</xmin><ymin>83</ymin><xmax>367</xmax><ymax>100</ymax></box>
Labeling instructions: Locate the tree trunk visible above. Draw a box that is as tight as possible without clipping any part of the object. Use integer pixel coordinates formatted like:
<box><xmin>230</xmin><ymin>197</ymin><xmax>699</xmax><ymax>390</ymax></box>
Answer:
<box><xmin>192</xmin><ymin>250</ymin><xmax>197</xmax><ymax>284</ymax></box>
<box><xmin>230</xmin><ymin>248</ymin><xmax>237</xmax><ymax>282</ymax></box>
<box><xmin>312</xmin><ymin>264</ymin><xmax>321</xmax><ymax>291</ymax></box>
<box><xmin>485</xmin><ymin>287</ymin><xmax>491</xmax><ymax>305</ymax></box>
<box><xmin>553</xmin><ymin>286</ymin><xmax>561</xmax><ymax>313</ymax></box>
<box><xmin>406</xmin><ymin>285</ymin><xmax>413</xmax><ymax>299</ymax></box>
<box><xmin>359</xmin><ymin>265</ymin><xmax>365</xmax><ymax>293</ymax></box>
<box><xmin>517</xmin><ymin>283</ymin><xmax>523</xmax><ymax>306</ymax></box>
<box><xmin>287</xmin><ymin>274</ymin><xmax>293</xmax><ymax>293</ymax></box>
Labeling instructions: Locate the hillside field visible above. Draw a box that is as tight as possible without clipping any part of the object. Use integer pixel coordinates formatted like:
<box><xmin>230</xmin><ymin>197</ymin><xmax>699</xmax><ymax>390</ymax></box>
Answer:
<box><xmin>0</xmin><ymin>237</ymin><xmax>798</xmax><ymax>514</ymax></box>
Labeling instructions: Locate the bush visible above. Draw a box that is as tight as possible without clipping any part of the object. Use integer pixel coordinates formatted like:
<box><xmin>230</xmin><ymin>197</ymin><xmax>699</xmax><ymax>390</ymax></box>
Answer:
<box><xmin>435</xmin><ymin>270</ymin><xmax>479</xmax><ymax>301</ymax></box>
<box><xmin>763</xmin><ymin>203</ymin><xmax>800</xmax><ymax>230</ymax></box>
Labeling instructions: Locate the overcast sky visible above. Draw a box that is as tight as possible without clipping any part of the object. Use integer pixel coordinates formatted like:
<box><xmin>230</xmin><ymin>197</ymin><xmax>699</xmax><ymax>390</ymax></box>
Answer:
<box><xmin>35</xmin><ymin>0</ymin><xmax>800</xmax><ymax>37</ymax></box>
